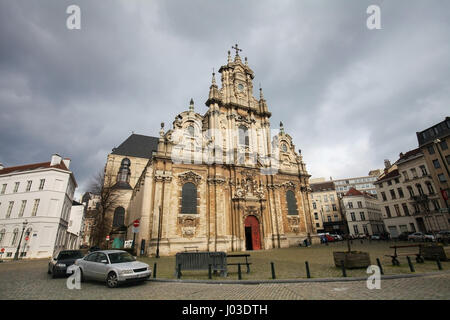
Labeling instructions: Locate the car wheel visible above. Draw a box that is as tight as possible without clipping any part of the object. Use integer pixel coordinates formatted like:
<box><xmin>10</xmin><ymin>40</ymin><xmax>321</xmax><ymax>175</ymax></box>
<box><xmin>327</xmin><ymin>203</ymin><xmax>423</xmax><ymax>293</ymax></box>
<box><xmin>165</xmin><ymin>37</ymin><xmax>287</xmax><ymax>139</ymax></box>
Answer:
<box><xmin>47</xmin><ymin>265</ymin><xmax>51</xmax><ymax>275</ymax></box>
<box><xmin>52</xmin><ymin>267</ymin><xmax>57</xmax><ymax>279</ymax></box>
<box><xmin>79</xmin><ymin>268</ymin><xmax>85</xmax><ymax>282</ymax></box>
<box><xmin>107</xmin><ymin>272</ymin><xmax>118</xmax><ymax>288</ymax></box>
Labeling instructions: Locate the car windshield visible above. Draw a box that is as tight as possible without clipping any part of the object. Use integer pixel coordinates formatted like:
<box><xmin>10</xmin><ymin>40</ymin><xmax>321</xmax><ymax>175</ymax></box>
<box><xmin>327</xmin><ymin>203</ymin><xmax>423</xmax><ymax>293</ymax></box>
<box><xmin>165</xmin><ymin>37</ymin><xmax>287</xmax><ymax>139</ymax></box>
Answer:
<box><xmin>57</xmin><ymin>251</ymin><xmax>83</xmax><ymax>260</ymax></box>
<box><xmin>108</xmin><ymin>252</ymin><xmax>135</xmax><ymax>264</ymax></box>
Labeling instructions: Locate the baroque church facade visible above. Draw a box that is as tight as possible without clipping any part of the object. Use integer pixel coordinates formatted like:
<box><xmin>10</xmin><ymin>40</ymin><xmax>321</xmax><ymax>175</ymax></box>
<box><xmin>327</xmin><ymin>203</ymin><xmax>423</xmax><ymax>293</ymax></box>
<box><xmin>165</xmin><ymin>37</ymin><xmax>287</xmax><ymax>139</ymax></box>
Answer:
<box><xmin>104</xmin><ymin>46</ymin><xmax>316</xmax><ymax>256</ymax></box>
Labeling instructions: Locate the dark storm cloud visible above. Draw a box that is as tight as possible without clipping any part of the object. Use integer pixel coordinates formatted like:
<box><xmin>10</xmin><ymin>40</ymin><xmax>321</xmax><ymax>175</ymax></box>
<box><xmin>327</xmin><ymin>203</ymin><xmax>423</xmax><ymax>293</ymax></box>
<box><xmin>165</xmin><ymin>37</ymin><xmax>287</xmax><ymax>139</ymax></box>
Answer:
<box><xmin>0</xmin><ymin>0</ymin><xmax>449</xmax><ymax>197</ymax></box>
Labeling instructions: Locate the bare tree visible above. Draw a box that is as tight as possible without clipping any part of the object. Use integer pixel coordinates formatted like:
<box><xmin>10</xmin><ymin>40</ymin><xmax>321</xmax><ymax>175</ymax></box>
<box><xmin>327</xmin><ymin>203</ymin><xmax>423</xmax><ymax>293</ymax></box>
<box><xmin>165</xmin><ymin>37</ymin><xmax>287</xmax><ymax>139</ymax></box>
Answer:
<box><xmin>89</xmin><ymin>171</ymin><xmax>121</xmax><ymax>248</ymax></box>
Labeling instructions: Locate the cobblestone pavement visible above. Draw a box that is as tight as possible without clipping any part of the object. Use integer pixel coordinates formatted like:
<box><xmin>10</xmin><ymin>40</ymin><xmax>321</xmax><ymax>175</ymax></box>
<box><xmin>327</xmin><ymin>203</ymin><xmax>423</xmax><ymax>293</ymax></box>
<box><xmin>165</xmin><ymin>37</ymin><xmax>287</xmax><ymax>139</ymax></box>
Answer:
<box><xmin>1</xmin><ymin>259</ymin><xmax>449</xmax><ymax>300</ymax></box>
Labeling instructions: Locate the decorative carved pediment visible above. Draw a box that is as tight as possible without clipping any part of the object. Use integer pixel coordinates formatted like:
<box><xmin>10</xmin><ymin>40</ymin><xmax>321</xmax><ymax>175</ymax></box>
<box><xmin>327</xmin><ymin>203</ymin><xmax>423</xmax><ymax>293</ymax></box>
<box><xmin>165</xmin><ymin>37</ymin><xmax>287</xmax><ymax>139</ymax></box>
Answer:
<box><xmin>177</xmin><ymin>216</ymin><xmax>200</xmax><ymax>238</ymax></box>
<box><xmin>281</xmin><ymin>181</ymin><xmax>296</xmax><ymax>190</ymax></box>
<box><xmin>178</xmin><ymin>171</ymin><xmax>202</xmax><ymax>185</ymax></box>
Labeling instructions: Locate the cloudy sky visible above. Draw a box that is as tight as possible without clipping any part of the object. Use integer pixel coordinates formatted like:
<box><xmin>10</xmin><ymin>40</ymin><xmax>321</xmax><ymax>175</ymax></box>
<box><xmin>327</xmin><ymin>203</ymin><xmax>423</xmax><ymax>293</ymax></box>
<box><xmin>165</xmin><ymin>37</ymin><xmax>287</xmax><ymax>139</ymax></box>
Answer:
<box><xmin>0</xmin><ymin>0</ymin><xmax>449</xmax><ymax>198</ymax></box>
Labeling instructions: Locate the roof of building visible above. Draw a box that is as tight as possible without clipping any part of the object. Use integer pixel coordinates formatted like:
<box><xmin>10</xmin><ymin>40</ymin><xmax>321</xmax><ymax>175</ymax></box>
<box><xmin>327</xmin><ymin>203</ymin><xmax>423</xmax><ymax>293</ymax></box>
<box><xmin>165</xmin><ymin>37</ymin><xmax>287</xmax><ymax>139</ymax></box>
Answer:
<box><xmin>397</xmin><ymin>148</ymin><xmax>422</xmax><ymax>163</ymax></box>
<box><xmin>375</xmin><ymin>169</ymin><xmax>400</xmax><ymax>184</ymax></box>
<box><xmin>417</xmin><ymin>116</ymin><xmax>450</xmax><ymax>147</ymax></box>
<box><xmin>111</xmin><ymin>134</ymin><xmax>159</xmax><ymax>159</ymax></box>
<box><xmin>344</xmin><ymin>187</ymin><xmax>364</xmax><ymax>197</ymax></box>
<box><xmin>0</xmin><ymin>161</ymin><xmax>70</xmax><ymax>175</ymax></box>
<box><xmin>310</xmin><ymin>181</ymin><xmax>335</xmax><ymax>192</ymax></box>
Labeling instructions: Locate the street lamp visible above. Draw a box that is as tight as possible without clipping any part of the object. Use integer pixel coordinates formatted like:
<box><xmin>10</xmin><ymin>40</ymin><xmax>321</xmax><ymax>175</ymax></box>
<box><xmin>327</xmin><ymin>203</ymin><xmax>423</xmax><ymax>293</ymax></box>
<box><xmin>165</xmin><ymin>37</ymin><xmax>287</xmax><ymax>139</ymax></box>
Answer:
<box><xmin>14</xmin><ymin>219</ymin><xmax>28</xmax><ymax>260</ymax></box>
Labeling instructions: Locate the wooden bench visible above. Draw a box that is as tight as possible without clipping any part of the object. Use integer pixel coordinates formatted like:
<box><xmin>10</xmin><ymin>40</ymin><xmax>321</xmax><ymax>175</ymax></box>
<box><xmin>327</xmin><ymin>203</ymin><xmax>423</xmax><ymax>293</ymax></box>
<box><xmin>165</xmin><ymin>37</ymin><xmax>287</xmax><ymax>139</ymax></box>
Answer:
<box><xmin>184</xmin><ymin>246</ymin><xmax>199</xmax><ymax>252</ymax></box>
<box><xmin>386</xmin><ymin>244</ymin><xmax>424</xmax><ymax>266</ymax></box>
<box><xmin>227</xmin><ymin>254</ymin><xmax>252</xmax><ymax>273</ymax></box>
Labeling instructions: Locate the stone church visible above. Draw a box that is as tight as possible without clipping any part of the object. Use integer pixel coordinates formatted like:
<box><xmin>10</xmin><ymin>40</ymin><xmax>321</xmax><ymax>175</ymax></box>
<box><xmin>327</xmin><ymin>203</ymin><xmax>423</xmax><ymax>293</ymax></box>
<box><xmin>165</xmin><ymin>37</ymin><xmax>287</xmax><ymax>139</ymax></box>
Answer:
<box><xmin>103</xmin><ymin>46</ymin><xmax>315</xmax><ymax>256</ymax></box>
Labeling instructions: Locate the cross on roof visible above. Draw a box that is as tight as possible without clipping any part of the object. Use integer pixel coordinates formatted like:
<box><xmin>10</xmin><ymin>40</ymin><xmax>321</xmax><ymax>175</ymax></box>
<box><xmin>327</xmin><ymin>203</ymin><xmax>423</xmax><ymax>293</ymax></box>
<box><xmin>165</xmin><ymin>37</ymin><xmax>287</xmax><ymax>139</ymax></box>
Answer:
<box><xmin>232</xmin><ymin>43</ymin><xmax>242</xmax><ymax>56</ymax></box>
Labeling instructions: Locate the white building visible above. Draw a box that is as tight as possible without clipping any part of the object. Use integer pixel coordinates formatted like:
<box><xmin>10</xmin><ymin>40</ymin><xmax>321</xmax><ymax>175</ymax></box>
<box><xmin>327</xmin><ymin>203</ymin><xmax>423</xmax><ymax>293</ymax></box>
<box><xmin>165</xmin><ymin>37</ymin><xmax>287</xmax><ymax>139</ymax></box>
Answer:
<box><xmin>342</xmin><ymin>188</ymin><xmax>385</xmax><ymax>237</ymax></box>
<box><xmin>0</xmin><ymin>154</ymin><xmax>77</xmax><ymax>259</ymax></box>
<box><xmin>333</xmin><ymin>171</ymin><xmax>381</xmax><ymax>198</ymax></box>
<box><xmin>66</xmin><ymin>201</ymin><xmax>84</xmax><ymax>250</ymax></box>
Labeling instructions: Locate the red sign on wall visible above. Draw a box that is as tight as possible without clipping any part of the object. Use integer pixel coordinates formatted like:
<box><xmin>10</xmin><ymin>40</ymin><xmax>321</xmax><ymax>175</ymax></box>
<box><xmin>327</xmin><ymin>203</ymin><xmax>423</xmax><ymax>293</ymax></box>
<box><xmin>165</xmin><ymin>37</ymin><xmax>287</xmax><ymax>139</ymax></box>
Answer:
<box><xmin>441</xmin><ymin>189</ymin><xmax>449</xmax><ymax>201</ymax></box>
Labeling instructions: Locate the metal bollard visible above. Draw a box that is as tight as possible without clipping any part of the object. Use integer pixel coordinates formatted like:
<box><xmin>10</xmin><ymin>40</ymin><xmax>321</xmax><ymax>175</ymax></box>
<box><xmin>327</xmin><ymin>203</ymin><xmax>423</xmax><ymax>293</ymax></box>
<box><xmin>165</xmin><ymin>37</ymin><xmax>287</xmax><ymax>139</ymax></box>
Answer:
<box><xmin>208</xmin><ymin>264</ymin><xmax>212</xmax><ymax>279</ymax></box>
<box><xmin>238</xmin><ymin>264</ymin><xmax>242</xmax><ymax>280</ymax></box>
<box><xmin>305</xmin><ymin>261</ymin><xmax>311</xmax><ymax>278</ymax></box>
<box><xmin>271</xmin><ymin>262</ymin><xmax>276</xmax><ymax>279</ymax></box>
<box><xmin>435</xmin><ymin>255</ymin><xmax>443</xmax><ymax>270</ymax></box>
<box><xmin>376</xmin><ymin>258</ymin><xmax>384</xmax><ymax>275</ymax></box>
<box><xmin>153</xmin><ymin>263</ymin><xmax>157</xmax><ymax>278</ymax></box>
<box><xmin>406</xmin><ymin>256</ymin><xmax>415</xmax><ymax>272</ymax></box>
<box><xmin>341</xmin><ymin>260</ymin><xmax>347</xmax><ymax>277</ymax></box>
<box><xmin>177</xmin><ymin>264</ymin><xmax>182</xmax><ymax>279</ymax></box>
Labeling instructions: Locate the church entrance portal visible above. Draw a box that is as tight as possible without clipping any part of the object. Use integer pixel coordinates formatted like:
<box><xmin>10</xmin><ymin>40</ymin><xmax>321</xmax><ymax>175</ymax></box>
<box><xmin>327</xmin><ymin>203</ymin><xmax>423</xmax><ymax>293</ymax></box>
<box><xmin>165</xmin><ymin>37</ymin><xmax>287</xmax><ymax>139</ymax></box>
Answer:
<box><xmin>244</xmin><ymin>215</ymin><xmax>261</xmax><ymax>250</ymax></box>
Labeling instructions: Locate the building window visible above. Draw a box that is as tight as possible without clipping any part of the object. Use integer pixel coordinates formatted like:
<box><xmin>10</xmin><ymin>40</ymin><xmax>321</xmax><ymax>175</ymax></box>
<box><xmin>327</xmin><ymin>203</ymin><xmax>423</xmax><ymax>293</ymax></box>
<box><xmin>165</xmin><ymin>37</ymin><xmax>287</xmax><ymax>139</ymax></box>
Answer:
<box><xmin>363</xmin><ymin>225</ymin><xmax>369</xmax><ymax>234</ymax></box>
<box><xmin>353</xmin><ymin>225</ymin><xmax>359</xmax><ymax>234</ymax></box>
<box><xmin>6</xmin><ymin>201</ymin><xmax>14</xmax><ymax>218</ymax></box>
<box><xmin>39</xmin><ymin>179</ymin><xmax>45</xmax><ymax>190</ymax></box>
<box><xmin>413</xmin><ymin>204</ymin><xmax>420</xmax><ymax>214</ymax></box>
<box><xmin>286</xmin><ymin>190</ymin><xmax>299</xmax><ymax>215</ymax></box>
<box><xmin>117</xmin><ymin>158</ymin><xmax>131</xmax><ymax>184</ymax></box>
<box><xmin>329</xmin><ymin>195</ymin><xmax>335</xmax><ymax>202</ymax></box>
<box><xmin>387</xmin><ymin>180</ymin><xmax>392</xmax><ymax>186</ymax></box>
<box><xmin>1</xmin><ymin>184</ymin><xmax>6</xmax><ymax>194</ymax></box>
<box><xmin>397</xmin><ymin>187</ymin><xmax>404</xmax><ymax>198</ymax></box>
<box><xmin>432</xmin><ymin>200</ymin><xmax>441</xmax><ymax>211</ymax></box>
<box><xmin>440</xmin><ymin>140</ymin><xmax>448</xmax><ymax>150</ymax></box>
<box><xmin>187</xmin><ymin>125</ymin><xmax>195</xmax><ymax>137</ymax></box>
<box><xmin>332</xmin><ymin>204</ymin><xmax>337</xmax><ymax>211</ymax></box>
<box><xmin>416</xmin><ymin>184</ymin><xmax>424</xmax><ymax>195</ymax></box>
<box><xmin>402</xmin><ymin>203</ymin><xmax>410</xmax><ymax>216</ymax></box>
<box><xmin>390</xmin><ymin>189</ymin><xmax>396</xmax><ymax>200</ymax></box>
<box><xmin>360</xmin><ymin>212</ymin><xmax>366</xmax><ymax>221</ymax></box>
<box><xmin>411</xmin><ymin>168</ymin><xmax>418</xmax><ymax>178</ymax></box>
<box><xmin>11</xmin><ymin>228</ymin><xmax>19</xmax><ymax>246</ymax></box>
<box><xmin>420</xmin><ymin>165</ymin><xmax>428</xmax><ymax>176</ymax></box>
<box><xmin>433</xmin><ymin>159</ymin><xmax>441</xmax><ymax>169</ymax></box>
<box><xmin>26</xmin><ymin>181</ymin><xmax>32</xmax><ymax>192</ymax></box>
<box><xmin>13</xmin><ymin>182</ymin><xmax>20</xmax><ymax>193</ymax></box>
<box><xmin>327</xmin><ymin>216</ymin><xmax>332</xmax><ymax>222</ymax></box>
<box><xmin>357</xmin><ymin>201</ymin><xmax>362</xmax><ymax>208</ymax></box>
<box><xmin>381</xmin><ymin>192</ymin><xmax>387</xmax><ymax>201</ymax></box>
<box><xmin>348</xmin><ymin>202</ymin><xmax>354</xmax><ymax>209</ymax></box>
<box><xmin>238</xmin><ymin>125</ymin><xmax>249</xmax><ymax>147</ymax></box>
<box><xmin>314</xmin><ymin>212</ymin><xmax>318</xmax><ymax>220</ymax></box>
<box><xmin>112</xmin><ymin>207</ymin><xmax>125</xmax><ymax>227</ymax></box>
<box><xmin>402</xmin><ymin>171</ymin><xmax>409</xmax><ymax>181</ymax></box>
<box><xmin>0</xmin><ymin>229</ymin><xmax>5</xmax><ymax>246</ymax></box>
<box><xmin>350</xmin><ymin>212</ymin><xmax>356</xmax><ymax>221</ymax></box>
<box><xmin>446</xmin><ymin>155</ymin><xmax>450</xmax><ymax>166</ymax></box>
<box><xmin>407</xmin><ymin>186</ymin><xmax>414</xmax><ymax>197</ymax></box>
<box><xmin>312</xmin><ymin>202</ymin><xmax>317</xmax><ymax>209</ymax></box>
<box><xmin>19</xmin><ymin>200</ymin><xmax>27</xmax><ymax>217</ymax></box>
<box><xmin>31</xmin><ymin>199</ymin><xmax>40</xmax><ymax>216</ymax></box>
<box><xmin>438</xmin><ymin>174</ymin><xmax>447</xmax><ymax>182</ymax></box>
<box><xmin>181</xmin><ymin>183</ymin><xmax>197</xmax><ymax>214</ymax></box>
<box><xmin>427</xmin><ymin>145</ymin><xmax>435</xmax><ymax>155</ymax></box>
<box><xmin>426</xmin><ymin>182</ymin><xmax>434</xmax><ymax>194</ymax></box>
<box><xmin>385</xmin><ymin>206</ymin><xmax>391</xmax><ymax>218</ymax></box>
<box><xmin>394</xmin><ymin>204</ymin><xmax>401</xmax><ymax>216</ymax></box>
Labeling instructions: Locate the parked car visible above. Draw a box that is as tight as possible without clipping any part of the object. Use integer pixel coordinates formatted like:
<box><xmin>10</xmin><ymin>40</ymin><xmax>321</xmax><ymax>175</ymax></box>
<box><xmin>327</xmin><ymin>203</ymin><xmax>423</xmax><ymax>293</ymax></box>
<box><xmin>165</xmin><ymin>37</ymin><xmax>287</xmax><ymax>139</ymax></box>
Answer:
<box><xmin>330</xmin><ymin>234</ymin><xmax>343</xmax><ymax>241</ymax></box>
<box><xmin>397</xmin><ymin>232</ymin><xmax>413</xmax><ymax>241</ymax></box>
<box><xmin>48</xmin><ymin>250</ymin><xmax>84</xmax><ymax>278</ymax></box>
<box><xmin>371</xmin><ymin>234</ymin><xmax>381</xmax><ymax>240</ymax></box>
<box><xmin>408</xmin><ymin>232</ymin><xmax>435</xmax><ymax>242</ymax></box>
<box><xmin>436</xmin><ymin>230</ymin><xmax>450</xmax><ymax>242</ymax></box>
<box><xmin>74</xmin><ymin>250</ymin><xmax>151</xmax><ymax>288</ymax></box>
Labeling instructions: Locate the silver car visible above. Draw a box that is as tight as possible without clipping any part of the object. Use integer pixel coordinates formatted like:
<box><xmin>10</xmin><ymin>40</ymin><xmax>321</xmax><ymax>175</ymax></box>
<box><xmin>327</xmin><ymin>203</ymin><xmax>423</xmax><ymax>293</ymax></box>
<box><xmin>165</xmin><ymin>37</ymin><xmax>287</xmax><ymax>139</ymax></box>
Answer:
<box><xmin>75</xmin><ymin>250</ymin><xmax>151</xmax><ymax>288</ymax></box>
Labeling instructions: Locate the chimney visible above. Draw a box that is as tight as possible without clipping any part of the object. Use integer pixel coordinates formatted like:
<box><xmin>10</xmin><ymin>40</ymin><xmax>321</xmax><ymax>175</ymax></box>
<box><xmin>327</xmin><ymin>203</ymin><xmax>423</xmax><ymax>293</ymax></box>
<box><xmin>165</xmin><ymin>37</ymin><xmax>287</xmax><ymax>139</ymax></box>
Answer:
<box><xmin>62</xmin><ymin>158</ymin><xmax>71</xmax><ymax>169</ymax></box>
<box><xmin>0</xmin><ymin>163</ymin><xmax>4</xmax><ymax>170</ymax></box>
<box><xmin>384</xmin><ymin>159</ymin><xmax>391</xmax><ymax>169</ymax></box>
<box><xmin>399</xmin><ymin>152</ymin><xmax>404</xmax><ymax>158</ymax></box>
<box><xmin>50</xmin><ymin>154</ymin><xmax>62</xmax><ymax>166</ymax></box>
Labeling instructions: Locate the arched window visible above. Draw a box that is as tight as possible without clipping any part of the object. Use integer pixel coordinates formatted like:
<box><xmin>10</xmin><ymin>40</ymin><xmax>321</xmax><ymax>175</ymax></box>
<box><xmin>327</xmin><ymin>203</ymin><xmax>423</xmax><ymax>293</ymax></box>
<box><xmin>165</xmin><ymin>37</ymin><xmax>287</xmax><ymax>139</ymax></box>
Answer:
<box><xmin>117</xmin><ymin>158</ymin><xmax>131</xmax><ymax>183</ymax></box>
<box><xmin>113</xmin><ymin>207</ymin><xmax>125</xmax><ymax>227</ymax></box>
<box><xmin>181</xmin><ymin>183</ymin><xmax>197</xmax><ymax>214</ymax></box>
<box><xmin>0</xmin><ymin>229</ymin><xmax>5</xmax><ymax>246</ymax></box>
<box><xmin>281</xmin><ymin>143</ymin><xmax>288</xmax><ymax>152</ymax></box>
<box><xmin>187</xmin><ymin>125</ymin><xmax>195</xmax><ymax>137</ymax></box>
<box><xmin>238</xmin><ymin>125</ymin><xmax>249</xmax><ymax>147</ymax></box>
<box><xmin>286</xmin><ymin>190</ymin><xmax>298</xmax><ymax>215</ymax></box>
<box><xmin>426</xmin><ymin>182</ymin><xmax>434</xmax><ymax>194</ymax></box>
<box><xmin>11</xmin><ymin>228</ymin><xmax>19</xmax><ymax>246</ymax></box>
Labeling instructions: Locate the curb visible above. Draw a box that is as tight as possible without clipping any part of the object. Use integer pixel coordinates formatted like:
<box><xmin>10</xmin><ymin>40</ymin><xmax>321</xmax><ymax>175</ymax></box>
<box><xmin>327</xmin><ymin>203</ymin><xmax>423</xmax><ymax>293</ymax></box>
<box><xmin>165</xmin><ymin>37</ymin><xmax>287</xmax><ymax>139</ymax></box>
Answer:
<box><xmin>147</xmin><ymin>270</ymin><xmax>450</xmax><ymax>285</ymax></box>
